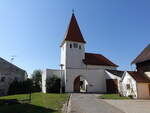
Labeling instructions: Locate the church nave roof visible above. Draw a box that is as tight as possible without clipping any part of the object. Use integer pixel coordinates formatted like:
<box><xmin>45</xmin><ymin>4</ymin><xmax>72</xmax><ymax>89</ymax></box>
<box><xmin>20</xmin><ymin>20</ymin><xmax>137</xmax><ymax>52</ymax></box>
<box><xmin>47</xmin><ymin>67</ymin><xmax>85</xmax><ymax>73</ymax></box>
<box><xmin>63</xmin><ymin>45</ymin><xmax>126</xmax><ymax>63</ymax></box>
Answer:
<box><xmin>83</xmin><ymin>53</ymin><xmax>118</xmax><ymax>67</ymax></box>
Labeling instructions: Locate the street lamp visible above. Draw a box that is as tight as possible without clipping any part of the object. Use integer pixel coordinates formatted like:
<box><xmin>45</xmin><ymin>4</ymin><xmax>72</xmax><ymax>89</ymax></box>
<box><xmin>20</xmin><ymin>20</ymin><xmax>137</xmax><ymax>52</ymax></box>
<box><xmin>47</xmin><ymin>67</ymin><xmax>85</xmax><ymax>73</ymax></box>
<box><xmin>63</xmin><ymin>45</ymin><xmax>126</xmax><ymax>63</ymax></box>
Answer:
<box><xmin>60</xmin><ymin>64</ymin><xmax>64</xmax><ymax>93</ymax></box>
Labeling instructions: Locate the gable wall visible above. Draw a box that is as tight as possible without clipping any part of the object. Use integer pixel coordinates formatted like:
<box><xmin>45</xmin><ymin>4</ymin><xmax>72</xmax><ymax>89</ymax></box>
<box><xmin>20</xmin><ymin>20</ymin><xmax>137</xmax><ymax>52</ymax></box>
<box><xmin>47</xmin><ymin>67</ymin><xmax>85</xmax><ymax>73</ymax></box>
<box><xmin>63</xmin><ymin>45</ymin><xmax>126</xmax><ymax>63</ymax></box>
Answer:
<box><xmin>0</xmin><ymin>70</ymin><xmax>26</xmax><ymax>96</ymax></box>
<box><xmin>121</xmin><ymin>72</ymin><xmax>137</xmax><ymax>98</ymax></box>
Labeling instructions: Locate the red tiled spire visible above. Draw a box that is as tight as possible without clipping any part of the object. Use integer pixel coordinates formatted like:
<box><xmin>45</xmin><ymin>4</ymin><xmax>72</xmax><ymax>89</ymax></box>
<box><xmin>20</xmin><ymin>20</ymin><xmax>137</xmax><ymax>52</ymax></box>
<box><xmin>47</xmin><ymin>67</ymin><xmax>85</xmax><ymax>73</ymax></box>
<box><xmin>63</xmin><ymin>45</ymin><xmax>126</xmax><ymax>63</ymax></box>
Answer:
<box><xmin>62</xmin><ymin>13</ymin><xmax>86</xmax><ymax>44</ymax></box>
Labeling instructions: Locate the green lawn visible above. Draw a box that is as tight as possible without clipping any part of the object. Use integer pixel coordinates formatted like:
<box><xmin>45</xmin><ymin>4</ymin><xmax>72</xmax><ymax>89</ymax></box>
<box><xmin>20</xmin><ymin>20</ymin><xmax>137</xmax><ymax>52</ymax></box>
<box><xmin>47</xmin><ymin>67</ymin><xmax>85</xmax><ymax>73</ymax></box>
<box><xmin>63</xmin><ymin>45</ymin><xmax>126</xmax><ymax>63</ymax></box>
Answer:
<box><xmin>100</xmin><ymin>94</ymin><xmax>130</xmax><ymax>100</ymax></box>
<box><xmin>0</xmin><ymin>93</ymin><xmax>68</xmax><ymax>113</ymax></box>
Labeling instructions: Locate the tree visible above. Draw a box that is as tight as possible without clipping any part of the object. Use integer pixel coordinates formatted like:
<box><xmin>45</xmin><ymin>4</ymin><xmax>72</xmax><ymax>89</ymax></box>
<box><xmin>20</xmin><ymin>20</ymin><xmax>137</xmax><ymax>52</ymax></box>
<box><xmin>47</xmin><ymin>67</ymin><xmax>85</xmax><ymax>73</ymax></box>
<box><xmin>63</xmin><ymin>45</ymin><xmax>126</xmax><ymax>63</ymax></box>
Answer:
<box><xmin>31</xmin><ymin>69</ymin><xmax>42</xmax><ymax>92</ymax></box>
<box><xmin>46</xmin><ymin>75</ymin><xmax>60</xmax><ymax>93</ymax></box>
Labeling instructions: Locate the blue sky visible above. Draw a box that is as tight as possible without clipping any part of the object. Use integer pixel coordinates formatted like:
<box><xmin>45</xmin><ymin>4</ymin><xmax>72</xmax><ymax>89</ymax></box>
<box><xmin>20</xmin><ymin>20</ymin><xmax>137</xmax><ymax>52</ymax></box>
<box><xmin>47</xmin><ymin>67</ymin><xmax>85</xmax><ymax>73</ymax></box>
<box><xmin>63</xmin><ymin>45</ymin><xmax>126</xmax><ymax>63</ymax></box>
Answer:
<box><xmin>0</xmin><ymin>0</ymin><xmax>150</xmax><ymax>75</ymax></box>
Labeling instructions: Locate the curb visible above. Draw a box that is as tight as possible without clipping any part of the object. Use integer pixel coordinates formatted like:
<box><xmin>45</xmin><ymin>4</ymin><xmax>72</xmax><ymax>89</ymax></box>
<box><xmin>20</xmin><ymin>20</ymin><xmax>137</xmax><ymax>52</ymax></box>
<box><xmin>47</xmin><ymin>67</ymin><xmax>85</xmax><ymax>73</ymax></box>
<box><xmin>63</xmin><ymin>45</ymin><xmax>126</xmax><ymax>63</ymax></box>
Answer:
<box><xmin>66</xmin><ymin>94</ymin><xmax>72</xmax><ymax>113</ymax></box>
<box><xmin>62</xmin><ymin>93</ymin><xmax>72</xmax><ymax>113</ymax></box>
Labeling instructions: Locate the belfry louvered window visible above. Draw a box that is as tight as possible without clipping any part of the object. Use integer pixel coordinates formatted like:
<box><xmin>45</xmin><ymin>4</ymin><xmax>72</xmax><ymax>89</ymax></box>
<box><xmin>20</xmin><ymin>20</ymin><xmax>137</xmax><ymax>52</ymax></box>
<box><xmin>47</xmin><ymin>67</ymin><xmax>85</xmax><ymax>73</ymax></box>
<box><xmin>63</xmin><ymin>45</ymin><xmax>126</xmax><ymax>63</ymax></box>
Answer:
<box><xmin>73</xmin><ymin>43</ymin><xmax>78</xmax><ymax>48</ymax></box>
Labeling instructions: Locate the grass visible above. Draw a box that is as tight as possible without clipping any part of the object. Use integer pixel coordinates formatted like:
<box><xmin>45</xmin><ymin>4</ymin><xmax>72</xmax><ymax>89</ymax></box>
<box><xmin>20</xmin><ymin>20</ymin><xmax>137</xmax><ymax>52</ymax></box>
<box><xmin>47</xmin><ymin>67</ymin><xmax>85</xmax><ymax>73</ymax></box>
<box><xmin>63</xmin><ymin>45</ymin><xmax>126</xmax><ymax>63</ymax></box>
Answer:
<box><xmin>0</xmin><ymin>93</ymin><xmax>68</xmax><ymax>113</ymax></box>
<box><xmin>100</xmin><ymin>94</ymin><xmax>130</xmax><ymax>100</ymax></box>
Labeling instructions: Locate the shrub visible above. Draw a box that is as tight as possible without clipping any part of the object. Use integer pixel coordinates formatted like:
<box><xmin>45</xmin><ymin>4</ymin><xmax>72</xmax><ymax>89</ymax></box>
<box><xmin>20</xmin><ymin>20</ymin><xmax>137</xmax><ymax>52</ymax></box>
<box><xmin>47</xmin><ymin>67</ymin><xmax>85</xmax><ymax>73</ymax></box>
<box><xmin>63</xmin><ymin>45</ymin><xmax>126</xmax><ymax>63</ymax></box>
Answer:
<box><xmin>8</xmin><ymin>79</ymin><xmax>33</xmax><ymax>95</ymax></box>
<box><xmin>46</xmin><ymin>76</ymin><xmax>61</xmax><ymax>93</ymax></box>
<box><xmin>32</xmin><ymin>81</ymin><xmax>41</xmax><ymax>92</ymax></box>
<box><xmin>128</xmin><ymin>95</ymin><xmax>133</xmax><ymax>99</ymax></box>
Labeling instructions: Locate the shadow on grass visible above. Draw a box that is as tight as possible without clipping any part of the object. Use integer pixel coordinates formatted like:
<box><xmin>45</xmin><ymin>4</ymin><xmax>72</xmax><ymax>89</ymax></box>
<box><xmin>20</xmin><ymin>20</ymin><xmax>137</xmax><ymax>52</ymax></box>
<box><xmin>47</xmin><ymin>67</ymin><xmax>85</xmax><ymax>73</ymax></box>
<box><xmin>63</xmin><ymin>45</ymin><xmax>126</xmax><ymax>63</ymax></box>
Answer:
<box><xmin>0</xmin><ymin>99</ymin><xmax>57</xmax><ymax>113</ymax></box>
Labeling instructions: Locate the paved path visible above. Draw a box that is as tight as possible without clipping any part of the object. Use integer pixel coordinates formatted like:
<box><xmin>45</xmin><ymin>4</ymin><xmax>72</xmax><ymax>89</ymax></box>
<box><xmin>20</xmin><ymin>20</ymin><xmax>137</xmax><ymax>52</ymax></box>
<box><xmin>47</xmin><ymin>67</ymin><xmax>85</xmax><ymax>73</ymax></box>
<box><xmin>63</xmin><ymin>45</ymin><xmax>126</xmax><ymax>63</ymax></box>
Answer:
<box><xmin>70</xmin><ymin>93</ymin><xmax>124</xmax><ymax>113</ymax></box>
<box><xmin>104</xmin><ymin>99</ymin><xmax>150</xmax><ymax>113</ymax></box>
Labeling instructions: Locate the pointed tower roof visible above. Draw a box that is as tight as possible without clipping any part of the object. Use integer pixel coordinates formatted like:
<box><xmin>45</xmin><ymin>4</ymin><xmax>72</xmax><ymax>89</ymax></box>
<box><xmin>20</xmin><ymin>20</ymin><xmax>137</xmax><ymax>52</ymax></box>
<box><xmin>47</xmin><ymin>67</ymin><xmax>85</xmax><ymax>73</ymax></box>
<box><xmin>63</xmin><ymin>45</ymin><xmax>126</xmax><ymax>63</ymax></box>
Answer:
<box><xmin>61</xmin><ymin>13</ymin><xmax>86</xmax><ymax>46</ymax></box>
<box><xmin>132</xmin><ymin>44</ymin><xmax>150</xmax><ymax>64</ymax></box>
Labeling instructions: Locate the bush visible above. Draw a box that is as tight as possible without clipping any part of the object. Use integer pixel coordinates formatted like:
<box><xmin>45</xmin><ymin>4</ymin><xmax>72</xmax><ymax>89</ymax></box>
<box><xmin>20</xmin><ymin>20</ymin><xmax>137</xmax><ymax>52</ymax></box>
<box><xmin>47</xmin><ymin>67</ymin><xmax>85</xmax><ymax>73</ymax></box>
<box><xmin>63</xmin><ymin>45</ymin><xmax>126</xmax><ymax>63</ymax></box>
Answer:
<box><xmin>8</xmin><ymin>79</ymin><xmax>33</xmax><ymax>95</ymax></box>
<box><xmin>128</xmin><ymin>95</ymin><xmax>133</xmax><ymax>99</ymax></box>
<box><xmin>46</xmin><ymin>76</ymin><xmax>61</xmax><ymax>93</ymax></box>
<box><xmin>32</xmin><ymin>81</ymin><xmax>41</xmax><ymax>92</ymax></box>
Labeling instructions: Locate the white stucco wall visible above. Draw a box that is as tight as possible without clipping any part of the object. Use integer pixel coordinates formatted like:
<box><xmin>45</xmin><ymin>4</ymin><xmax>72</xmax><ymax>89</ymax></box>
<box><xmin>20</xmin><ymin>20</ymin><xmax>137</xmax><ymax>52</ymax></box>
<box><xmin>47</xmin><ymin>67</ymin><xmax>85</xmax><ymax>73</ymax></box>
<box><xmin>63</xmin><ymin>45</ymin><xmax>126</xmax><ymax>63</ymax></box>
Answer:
<box><xmin>65</xmin><ymin>68</ymin><xmax>109</xmax><ymax>93</ymax></box>
<box><xmin>0</xmin><ymin>72</ymin><xmax>26</xmax><ymax>96</ymax></box>
<box><xmin>137</xmin><ymin>83</ymin><xmax>150</xmax><ymax>99</ymax></box>
<box><xmin>61</xmin><ymin>41</ymin><xmax>85</xmax><ymax>69</ymax></box>
<box><xmin>42</xmin><ymin>70</ymin><xmax>47</xmax><ymax>93</ymax></box>
<box><xmin>60</xmin><ymin>42</ymin><xmax>67</xmax><ymax>70</ymax></box>
<box><xmin>121</xmin><ymin>72</ymin><xmax>138</xmax><ymax>98</ymax></box>
<box><xmin>42</xmin><ymin>69</ymin><xmax>64</xmax><ymax>93</ymax></box>
<box><xmin>42</xmin><ymin>65</ymin><xmax>117</xmax><ymax>93</ymax></box>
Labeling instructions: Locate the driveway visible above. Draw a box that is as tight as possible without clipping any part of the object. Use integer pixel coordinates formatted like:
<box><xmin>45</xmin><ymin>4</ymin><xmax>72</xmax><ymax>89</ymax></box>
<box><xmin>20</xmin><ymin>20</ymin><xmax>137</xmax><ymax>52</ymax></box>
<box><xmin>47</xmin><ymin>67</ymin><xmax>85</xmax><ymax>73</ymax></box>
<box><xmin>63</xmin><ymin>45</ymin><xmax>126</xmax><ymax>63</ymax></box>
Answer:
<box><xmin>103</xmin><ymin>99</ymin><xmax>150</xmax><ymax>113</ymax></box>
<box><xmin>69</xmin><ymin>93</ymin><xmax>124</xmax><ymax>113</ymax></box>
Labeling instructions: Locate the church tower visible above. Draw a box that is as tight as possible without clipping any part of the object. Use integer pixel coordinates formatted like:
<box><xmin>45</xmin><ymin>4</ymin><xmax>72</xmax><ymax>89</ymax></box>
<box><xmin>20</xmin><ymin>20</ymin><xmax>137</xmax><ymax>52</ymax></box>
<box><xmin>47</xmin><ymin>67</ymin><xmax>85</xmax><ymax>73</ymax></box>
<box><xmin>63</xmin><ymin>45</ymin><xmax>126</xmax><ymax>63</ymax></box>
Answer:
<box><xmin>60</xmin><ymin>13</ymin><xmax>86</xmax><ymax>69</ymax></box>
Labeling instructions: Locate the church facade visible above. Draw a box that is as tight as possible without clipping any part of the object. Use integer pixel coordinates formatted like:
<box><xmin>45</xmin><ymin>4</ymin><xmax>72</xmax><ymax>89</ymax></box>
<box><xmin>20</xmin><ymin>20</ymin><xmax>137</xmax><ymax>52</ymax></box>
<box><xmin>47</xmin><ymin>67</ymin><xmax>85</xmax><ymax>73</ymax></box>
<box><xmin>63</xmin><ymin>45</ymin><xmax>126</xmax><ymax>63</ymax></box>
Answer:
<box><xmin>42</xmin><ymin>13</ymin><xmax>121</xmax><ymax>93</ymax></box>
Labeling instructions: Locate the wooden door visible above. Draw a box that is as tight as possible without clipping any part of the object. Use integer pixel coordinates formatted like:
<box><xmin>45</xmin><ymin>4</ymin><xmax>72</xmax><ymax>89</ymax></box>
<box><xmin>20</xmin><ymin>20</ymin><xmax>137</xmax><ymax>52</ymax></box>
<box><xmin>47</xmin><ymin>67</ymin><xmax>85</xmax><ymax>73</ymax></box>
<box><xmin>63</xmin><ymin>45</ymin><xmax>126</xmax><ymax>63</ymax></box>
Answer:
<box><xmin>74</xmin><ymin>76</ymin><xmax>80</xmax><ymax>92</ymax></box>
<box><xmin>106</xmin><ymin>79</ymin><xmax>118</xmax><ymax>93</ymax></box>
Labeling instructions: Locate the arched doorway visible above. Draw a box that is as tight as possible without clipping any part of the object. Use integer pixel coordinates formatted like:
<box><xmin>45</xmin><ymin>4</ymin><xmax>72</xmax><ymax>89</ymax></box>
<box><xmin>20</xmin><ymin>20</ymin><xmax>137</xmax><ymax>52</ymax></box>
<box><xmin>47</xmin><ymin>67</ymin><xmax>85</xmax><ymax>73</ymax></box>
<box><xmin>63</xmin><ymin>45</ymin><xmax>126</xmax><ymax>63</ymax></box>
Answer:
<box><xmin>74</xmin><ymin>75</ymin><xmax>88</xmax><ymax>93</ymax></box>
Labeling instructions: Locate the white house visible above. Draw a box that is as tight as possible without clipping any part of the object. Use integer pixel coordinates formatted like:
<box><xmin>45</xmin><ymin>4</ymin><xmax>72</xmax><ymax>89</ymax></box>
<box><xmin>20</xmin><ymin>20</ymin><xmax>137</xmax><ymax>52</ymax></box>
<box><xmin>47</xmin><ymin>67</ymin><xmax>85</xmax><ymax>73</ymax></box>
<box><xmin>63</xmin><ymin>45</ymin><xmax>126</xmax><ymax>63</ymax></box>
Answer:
<box><xmin>0</xmin><ymin>57</ymin><xmax>27</xmax><ymax>96</ymax></box>
<box><xmin>121</xmin><ymin>71</ymin><xmax>150</xmax><ymax>99</ymax></box>
<box><xmin>42</xmin><ymin>13</ymin><xmax>119</xmax><ymax>93</ymax></box>
<box><xmin>121</xmin><ymin>44</ymin><xmax>150</xmax><ymax>99</ymax></box>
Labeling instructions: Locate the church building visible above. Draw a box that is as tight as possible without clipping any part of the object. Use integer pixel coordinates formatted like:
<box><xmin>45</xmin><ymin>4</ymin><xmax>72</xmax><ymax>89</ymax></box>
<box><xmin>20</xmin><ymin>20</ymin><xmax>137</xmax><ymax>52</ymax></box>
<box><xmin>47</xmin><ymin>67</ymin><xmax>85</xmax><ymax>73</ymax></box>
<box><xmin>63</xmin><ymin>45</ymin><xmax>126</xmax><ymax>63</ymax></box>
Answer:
<box><xmin>42</xmin><ymin>13</ymin><xmax>121</xmax><ymax>93</ymax></box>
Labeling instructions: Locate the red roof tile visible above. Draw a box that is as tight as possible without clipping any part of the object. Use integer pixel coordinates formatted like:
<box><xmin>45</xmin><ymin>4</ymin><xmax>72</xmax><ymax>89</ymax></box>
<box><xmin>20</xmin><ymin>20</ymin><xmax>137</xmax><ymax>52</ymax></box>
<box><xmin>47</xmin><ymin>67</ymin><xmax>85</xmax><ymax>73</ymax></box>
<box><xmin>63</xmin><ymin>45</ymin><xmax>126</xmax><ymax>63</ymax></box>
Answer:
<box><xmin>83</xmin><ymin>53</ymin><xmax>118</xmax><ymax>67</ymax></box>
<box><xmin>127</xmin><ymin>71</ymin><xmax>150</xmax><ymax>83</ymax></box>
<box><xmin>62</xmin><ymin>13</ymin><xmax>86</xmax><ymax>44</ymax></box>
<box><xmin>132</xmin><ymin>44</ymin><xmax>150</xmax><ymax>64</ymax></box>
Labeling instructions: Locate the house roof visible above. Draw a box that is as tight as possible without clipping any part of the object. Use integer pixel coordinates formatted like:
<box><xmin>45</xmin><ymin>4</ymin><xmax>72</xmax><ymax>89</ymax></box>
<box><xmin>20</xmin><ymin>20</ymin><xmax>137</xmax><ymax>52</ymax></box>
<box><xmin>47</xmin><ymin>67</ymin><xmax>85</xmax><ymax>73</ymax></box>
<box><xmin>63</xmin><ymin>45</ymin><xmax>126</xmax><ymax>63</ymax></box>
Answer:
<box><xmin>127</xmin><ymin>71</ymin><xmax>150</xmax><ymax>83</ymax></box>
<box><xmin>106</xmin><ymin>69</ymin><xmax>124</xmax><ymax>77</ymax></box>
<box><xmin>0</xmin><ymin>57</ymin><xmax>26</xmax><ymax>74</ymax></box>
<box><xmin>83</xmin><ymin>53</ymin><xmax>118</xmax><ymax>67</ymax></box>
<box><xmin>132</xmin><ymin>44</ymin><xmax>150</xmax><ymax>64</ymax></box>
<box><xmin>61</xmin><ymin>13</ymin><xmax>86</xmax><ymax>45</ymax></box>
